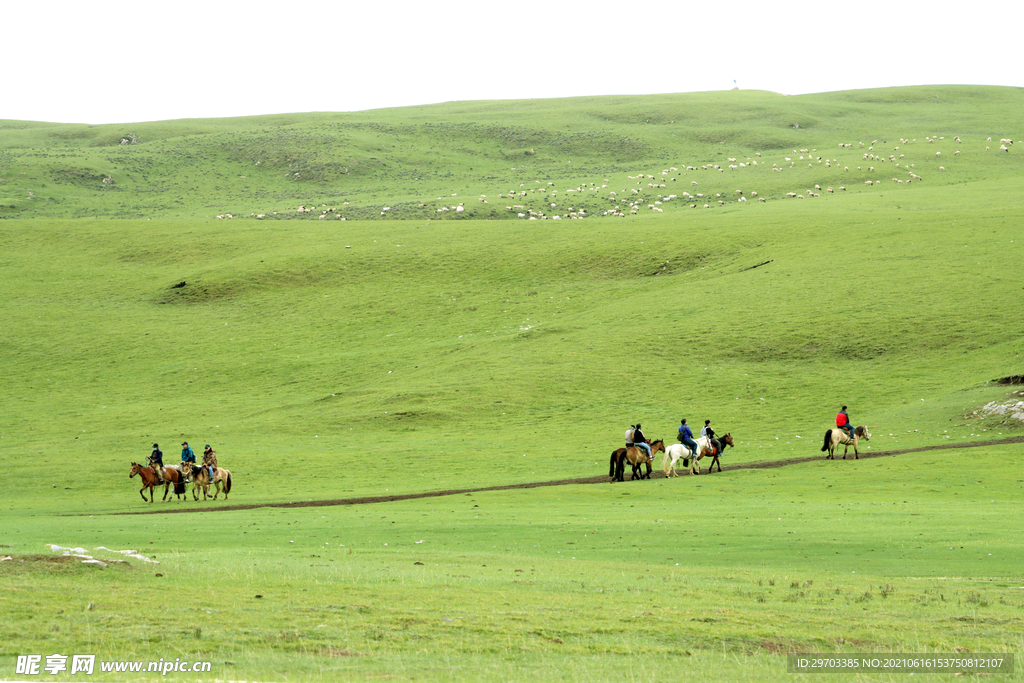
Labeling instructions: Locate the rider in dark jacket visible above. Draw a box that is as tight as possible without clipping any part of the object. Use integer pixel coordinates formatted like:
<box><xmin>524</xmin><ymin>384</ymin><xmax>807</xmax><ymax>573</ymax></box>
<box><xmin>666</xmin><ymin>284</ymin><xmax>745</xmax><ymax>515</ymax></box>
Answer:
<box><xmin>703</xmin><ymin>420</ymin><xmax>722</xmax><ymax>456</ymax></box>
<box><xmin>148</xmin><ymin>443</ymin><xmax>164</xmax><ymax>481</ymax></box>
<box><xmin>632</xmin><ymin>424</ymin><xmax>652</xmax><ymax>459</ymax></box>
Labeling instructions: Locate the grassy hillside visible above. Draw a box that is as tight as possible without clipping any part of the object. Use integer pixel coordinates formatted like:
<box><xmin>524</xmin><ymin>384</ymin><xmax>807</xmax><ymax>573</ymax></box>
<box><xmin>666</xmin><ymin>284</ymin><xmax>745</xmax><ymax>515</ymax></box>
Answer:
<box><xmin>2</xmin><ymin>86</ymin><xmax>1022</xmax><ymax>220</ymax></box>
<box><xmin>1</xmin><ymin>86</ymin><xmax>1022</xmax><ymax>681</ymax></box>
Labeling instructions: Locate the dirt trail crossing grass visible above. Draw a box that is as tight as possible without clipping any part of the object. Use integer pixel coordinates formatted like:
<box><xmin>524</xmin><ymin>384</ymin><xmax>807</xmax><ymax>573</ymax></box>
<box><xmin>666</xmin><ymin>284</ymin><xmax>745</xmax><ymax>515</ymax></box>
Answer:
<box><xmin>104</xmin><ymin>436</ymin><xmax>1024</xmax><ymax>515</ymax></box>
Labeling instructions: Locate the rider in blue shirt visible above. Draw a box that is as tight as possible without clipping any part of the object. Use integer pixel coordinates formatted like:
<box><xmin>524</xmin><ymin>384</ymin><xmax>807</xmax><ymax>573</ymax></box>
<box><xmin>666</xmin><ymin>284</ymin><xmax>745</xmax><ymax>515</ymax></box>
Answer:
<box><xmin>181</xmin><ymin>441</ymin><xmax>196</xmax><ymax>466</ymax></box>
<box><xmin>678</xmin><ymin>419</ymin><xmax>699</xmax><ymax>456</ymax></box>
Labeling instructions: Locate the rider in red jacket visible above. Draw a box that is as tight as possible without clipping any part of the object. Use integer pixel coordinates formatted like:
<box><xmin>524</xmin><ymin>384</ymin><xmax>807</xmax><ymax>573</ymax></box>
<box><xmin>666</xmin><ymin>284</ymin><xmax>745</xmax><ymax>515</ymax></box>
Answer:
<box><xmin>836</xmin><ymin>406</ymin><xmax>854</xmax><ymax>441</ymax></box>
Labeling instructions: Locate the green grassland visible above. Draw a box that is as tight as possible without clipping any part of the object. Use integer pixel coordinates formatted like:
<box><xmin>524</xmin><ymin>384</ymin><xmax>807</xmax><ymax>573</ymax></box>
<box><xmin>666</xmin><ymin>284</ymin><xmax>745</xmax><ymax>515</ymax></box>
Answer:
<box><xmin>1</xmin><ymin>86</ymin><xmax>1023</xmax><ymax>681</ymax></box>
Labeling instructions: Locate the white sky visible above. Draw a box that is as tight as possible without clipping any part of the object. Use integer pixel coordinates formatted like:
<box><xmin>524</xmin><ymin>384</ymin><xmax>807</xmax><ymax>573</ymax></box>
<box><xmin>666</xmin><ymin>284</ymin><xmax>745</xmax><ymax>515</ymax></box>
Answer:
<box><xmin>6</xmin><ymin>0</ymin><xmax>1022</xmax><ymax>125</ymax></box>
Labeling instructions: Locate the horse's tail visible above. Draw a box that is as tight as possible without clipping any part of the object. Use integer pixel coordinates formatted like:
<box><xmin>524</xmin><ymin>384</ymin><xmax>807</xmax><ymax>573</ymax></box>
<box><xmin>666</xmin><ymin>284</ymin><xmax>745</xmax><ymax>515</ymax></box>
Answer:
<box><xmin>821</xmin><ymin>430</ymin><xmax>832</xmax><ymax>452</ymax></box>
<box><xmin>609</xmin><ymin>450</ymin><xmax>619</xmax><ymax>477</ymax></box>
<box><xmin>225</xmin><ymin>472</ymin><xmax>232</xmax><ymax>494</ymax></box>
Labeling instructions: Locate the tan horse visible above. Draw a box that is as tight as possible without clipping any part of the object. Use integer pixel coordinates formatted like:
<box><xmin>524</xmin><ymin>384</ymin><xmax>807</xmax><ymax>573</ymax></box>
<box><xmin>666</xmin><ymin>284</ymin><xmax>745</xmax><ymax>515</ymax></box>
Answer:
<box><xmin>210</xmin><ymin>467</ymin><xmax>232</xmax><ymax>500</ymax></box>
<box><xmin>821</xmin><ymin>425</ymin><xmax>870</xmax><ymax>459</ymax></box>
<box><xmin>610</xmin><ymin>439</ymin><xmax>665</xmax><ymax>482</ymax></box>
<box><xmin>189</xmin><ymin>465</ymin><xmax>233</xmax><ymax>500</ymax></box>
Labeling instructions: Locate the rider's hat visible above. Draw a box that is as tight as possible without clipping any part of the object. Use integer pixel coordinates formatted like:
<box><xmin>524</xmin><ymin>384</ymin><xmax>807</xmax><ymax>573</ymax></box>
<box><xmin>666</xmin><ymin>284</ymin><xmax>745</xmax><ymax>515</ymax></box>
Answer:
<box><xmin>182</xmin><ymin>441</ymin><xmax>188</xmax><ymax>445</ymax></box>
<box><xmin>152</xmin><ymin>443</ymin><xmax>159</xmax><ymax>448</ymax></box>
<box><xmin>205</xmin><ymin>444</ymin><xmax>211</xmax><ymax>448</ymax></box>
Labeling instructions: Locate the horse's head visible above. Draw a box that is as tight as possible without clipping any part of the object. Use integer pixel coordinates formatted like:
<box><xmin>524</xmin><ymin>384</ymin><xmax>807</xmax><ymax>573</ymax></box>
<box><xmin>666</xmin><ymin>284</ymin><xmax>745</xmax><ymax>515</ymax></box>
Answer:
<box><xmin>129</xmin><ymin>462</ymin><xmax>141</xmax><ymax>478</ymax></box>
<box><xmin>651</xmin><ymin>439</ymin><xmax>666</xmax><ymax>454</ymax></box>
<box><xmin>856</xmin><ymin>426</ymin><xmax>871</xmax><ymax>441</ymax></box>
<box><xmin>723</xmin><ymin>433</ymin><xmax>735</xmax><ymax>448</ymax></box>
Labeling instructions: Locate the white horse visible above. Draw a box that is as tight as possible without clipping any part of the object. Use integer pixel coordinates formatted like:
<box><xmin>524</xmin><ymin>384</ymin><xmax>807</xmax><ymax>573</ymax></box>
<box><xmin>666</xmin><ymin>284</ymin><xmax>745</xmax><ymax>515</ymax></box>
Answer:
<box><xmin>663</xmin><ymin>437</ymin><xmax>714</xmax><ymax>476</ymax></box>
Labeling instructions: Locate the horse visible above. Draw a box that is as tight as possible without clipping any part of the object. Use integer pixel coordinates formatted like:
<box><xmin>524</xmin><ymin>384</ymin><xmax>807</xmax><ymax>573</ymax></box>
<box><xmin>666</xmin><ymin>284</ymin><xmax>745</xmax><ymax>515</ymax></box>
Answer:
<box><xmin>189</xmin><ymin>465</ymin><xmax>233</xmax><ymax>500</ymax></box>
<box><xmin>700</xmin><ymin>433</ymin><xmax>735</xmax><ymax>473</ymax></box>
<box><xmin>188</xmin><ymin>464</ymin><xmax>210</xmax><ymax>500</ymax></box>
<box><xmin>663</xmin><ymin>433</ymin><xmax>735</xmax><ymax>476</ymax></box>
<box><xmin>158</xmin><ymin>465</ymin><xmax>188</xmax><ymax>501</ymax></box>
<box><xmin>210</xmin><ymin>467</ymin><xmax>232</xmax><ymax>500</ymax></box>
<box><xmin>821</xmin><ymin>425</ymin><xmax>871</xmax><ymax>459</ymax></box>
<box><xmin>129</xmin><ymin>462</ymin><xmax>158</xmax><ymax>503</ymax></box>
<box><xmin>609</xmin><ymin>439</ymin><xmax>665</xmax><ymax>482</ymax></box>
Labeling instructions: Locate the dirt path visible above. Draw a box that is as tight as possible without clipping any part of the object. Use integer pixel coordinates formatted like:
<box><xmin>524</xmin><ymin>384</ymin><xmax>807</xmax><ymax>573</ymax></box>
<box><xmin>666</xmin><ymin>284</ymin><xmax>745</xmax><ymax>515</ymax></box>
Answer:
<box><xmin>110</xmin><ymin>435</ymin><xmax>1024</xmax><ymax>516</ymax></box>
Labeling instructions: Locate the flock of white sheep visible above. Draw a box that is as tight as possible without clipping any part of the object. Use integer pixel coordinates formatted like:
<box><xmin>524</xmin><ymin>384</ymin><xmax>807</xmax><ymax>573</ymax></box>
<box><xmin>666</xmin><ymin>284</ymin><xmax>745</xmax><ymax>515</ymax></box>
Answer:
<box><xmin>225</xmin><ymin>135</ymin><xmax>1016</xmax><ymax>220</ymax></box>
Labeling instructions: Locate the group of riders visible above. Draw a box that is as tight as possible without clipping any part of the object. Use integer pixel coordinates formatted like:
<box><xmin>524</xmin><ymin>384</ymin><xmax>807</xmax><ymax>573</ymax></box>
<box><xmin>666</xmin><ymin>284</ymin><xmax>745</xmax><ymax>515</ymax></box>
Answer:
<box><xmin>624</xmin><ymin>406</ymin><xmax>856</xmax><ymax>462</ymax></box>
<box><xmin>147</xmin><ymin>441</ymin><xmax>218</xmax><ymax>484</ymax></box>
<box><xmin>625</xmin><ymin>418</ymin><xmax>724</xmax><ymax>459</ymax></box>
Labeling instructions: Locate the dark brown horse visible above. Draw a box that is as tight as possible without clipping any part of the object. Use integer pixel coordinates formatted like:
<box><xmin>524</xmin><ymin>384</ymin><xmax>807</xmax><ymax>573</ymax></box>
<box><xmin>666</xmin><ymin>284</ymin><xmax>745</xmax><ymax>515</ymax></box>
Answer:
<box><xmin>700</xmin><ymin>433</ymin><xmax>735</xmax><ymax>473</ymax></box>
<box><xmin>609</xmin><ymin>439</ymin><xmax>665</xmax><ymax>482</ymax></box>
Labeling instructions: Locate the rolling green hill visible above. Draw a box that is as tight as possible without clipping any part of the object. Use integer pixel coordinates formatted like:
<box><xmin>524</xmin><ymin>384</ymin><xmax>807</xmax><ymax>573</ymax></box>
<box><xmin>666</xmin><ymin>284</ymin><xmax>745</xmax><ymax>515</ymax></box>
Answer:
<box><xmin>2</xmin><ymin>86</ymin><xmax>1022</xmax><ymax>221</ymax></box>
<box><xmin>1</xmin><ymin>86</ymin><xmax>1022</xmax><ymax>681</ymax></box>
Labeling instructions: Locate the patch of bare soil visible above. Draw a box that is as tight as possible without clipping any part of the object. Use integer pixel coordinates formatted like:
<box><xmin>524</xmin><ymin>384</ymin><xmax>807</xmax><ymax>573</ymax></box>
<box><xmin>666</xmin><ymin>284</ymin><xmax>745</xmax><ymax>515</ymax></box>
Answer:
<box><xmin>107</xmin><ymin>436</ymin><xmax>1024</xmax><ymax>516</ymax></box>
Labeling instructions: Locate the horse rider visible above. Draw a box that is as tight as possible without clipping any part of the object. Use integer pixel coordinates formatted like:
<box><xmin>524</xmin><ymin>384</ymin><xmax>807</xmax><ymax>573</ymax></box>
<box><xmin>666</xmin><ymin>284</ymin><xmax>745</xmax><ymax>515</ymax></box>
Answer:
<box><xmin>678</xmin><ymin>419</ymin><xmax>699</xmax><ymax>457</ymax></box>
<box><xmin>702</xmin><ymin>420</ymin><xmax>722</xmax><ymax>457</ymax></box>
<box><xmin>836</xmin><ymin>406</ymin><xmax>855</xmax><ymax>441</ymax></box>
<box><xmin>631</xmin><ymin>423</ymin><xmax>652</xmax><ymax>460</ymax></box>
<box><xmin>148</xmin><ymin>443</ymin><xmax>165</xmax><ymax>482</ymax></box>
<box><xmin>181</xmin><ymin>441</ymin><xmax>196</xmax><ymax>477</ymax></box>
<box><xmin>203</xmin><ymin>444</ymin><xmax>218</xmax><ymax>482</ymax></box>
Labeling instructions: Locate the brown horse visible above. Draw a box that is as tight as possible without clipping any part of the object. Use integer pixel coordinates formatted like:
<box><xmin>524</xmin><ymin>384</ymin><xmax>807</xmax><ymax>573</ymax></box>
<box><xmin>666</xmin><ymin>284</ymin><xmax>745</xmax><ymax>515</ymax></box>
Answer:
<box><xmin>189</xmin><ymin>465</ymin><xmax>233</xmax><ymax>500</ymax></box>
<box><xmin>159</xmin><ymin>466</ymin><xmax>188</xmax><ymax>501</ymax></box>
<box><xmin>700</xmin><ymin>433</ymin><xmax>735</xmax><ymax>473</ymax></box>
<box><xmin>609</xmin><ymin>439</ymin><xmax>665</xmax><ymax>482</ymax></box>
<box><xmin>129</xmin><ymin>462</ymin><xmax>158</xmax><ymax>503</ymax></box>
<box><xmin>821</xmin><ymin>425</ymin><xmax>871</xmax><ymax>459</ymax></box>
